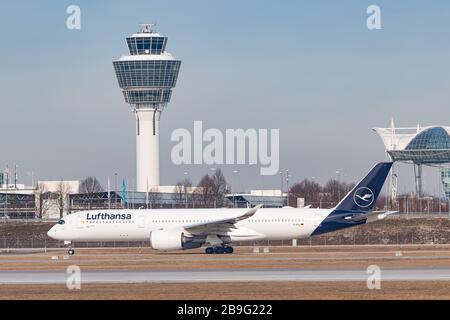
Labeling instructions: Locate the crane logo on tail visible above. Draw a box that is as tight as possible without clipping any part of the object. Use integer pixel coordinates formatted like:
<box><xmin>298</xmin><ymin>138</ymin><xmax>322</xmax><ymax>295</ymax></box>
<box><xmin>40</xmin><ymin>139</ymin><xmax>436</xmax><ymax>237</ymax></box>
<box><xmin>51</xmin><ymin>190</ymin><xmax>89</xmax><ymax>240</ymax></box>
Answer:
<box><xmin>353</xmin><ymin>187</ymin><xmax>375</xmax><ymax>208</ymax></box>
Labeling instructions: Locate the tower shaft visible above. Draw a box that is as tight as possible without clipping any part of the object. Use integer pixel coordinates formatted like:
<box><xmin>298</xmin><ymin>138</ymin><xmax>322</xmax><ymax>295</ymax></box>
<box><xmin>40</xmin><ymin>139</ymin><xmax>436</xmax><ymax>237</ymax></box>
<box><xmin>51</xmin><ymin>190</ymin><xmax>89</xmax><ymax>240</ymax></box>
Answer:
<box><xmin>135</xmin><ymin>108</ymin><xmax>160</xmax><ymax>191</ymax></box>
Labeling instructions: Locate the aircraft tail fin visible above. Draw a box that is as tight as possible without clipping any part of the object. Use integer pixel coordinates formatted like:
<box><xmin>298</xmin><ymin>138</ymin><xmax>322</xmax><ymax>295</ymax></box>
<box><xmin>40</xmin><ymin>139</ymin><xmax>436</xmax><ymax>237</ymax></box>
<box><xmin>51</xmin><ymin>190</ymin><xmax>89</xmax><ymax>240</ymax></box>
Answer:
<box><xmin>332</xmin><ymin>162</ymin><xmax>392</xmax><ymax>214</ymax></box>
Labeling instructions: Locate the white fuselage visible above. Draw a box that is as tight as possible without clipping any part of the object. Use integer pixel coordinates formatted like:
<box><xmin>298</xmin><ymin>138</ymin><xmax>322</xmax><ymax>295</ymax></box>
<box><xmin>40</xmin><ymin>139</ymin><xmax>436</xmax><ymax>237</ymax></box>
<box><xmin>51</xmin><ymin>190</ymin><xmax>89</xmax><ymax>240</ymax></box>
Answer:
<box><xmin>48</xmin><ymin>207</ymin><xmax>331</xmax><ymax>243</ymax></box>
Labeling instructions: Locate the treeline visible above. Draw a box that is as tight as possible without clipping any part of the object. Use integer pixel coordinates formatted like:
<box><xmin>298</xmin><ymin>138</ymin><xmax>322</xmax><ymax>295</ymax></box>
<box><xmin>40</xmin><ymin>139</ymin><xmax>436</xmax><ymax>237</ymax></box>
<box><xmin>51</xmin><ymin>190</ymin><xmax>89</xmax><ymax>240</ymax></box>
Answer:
<box><xmin>287</xmin><ymin>179</ymin><xmax>356</xmax><ymax>208</ymax></box>
<box><xmin>174</xmin><ymin>169</ymin><xmax>229</xmax><ymax>208</ymax></box>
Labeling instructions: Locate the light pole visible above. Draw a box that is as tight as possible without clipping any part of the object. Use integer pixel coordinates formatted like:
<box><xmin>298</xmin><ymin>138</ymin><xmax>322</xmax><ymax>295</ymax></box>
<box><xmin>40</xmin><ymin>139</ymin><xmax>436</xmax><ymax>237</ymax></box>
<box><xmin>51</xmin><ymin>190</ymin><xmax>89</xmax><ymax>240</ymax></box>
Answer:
<box><xmin>14</xmin><ymin>165</ymin><xmax>18</xmax><ymax>189</ymax></box>
<box><xmin>114</xmin><ymin>173</ymin><xmax>118</xmax><ymax>209</ymax></box>
<box><xmin>184</xmin><ymin>172</ymin><xmax>188</xmax><ymax>208</ymax></box>
<box><xmin>336</xmin><ymin>170</ymin><xmax>341</xmax><ymax>202</ymax></box>
<box><xmin>286</xmin><ymin>169</ymin><xmax>290</xmax><ymax>192</ymax></box>
<box><xmin>286</xmin><ymin>169</ymin><xmax>292</xmax><ymax>206</ymax></box>
<box><xmin>279</xmin><ymin>171</ymin><xmax>284</xmax><ymax>193</ymax></box>
<box><xmin>232</xmin><ymin>170</ymin><xmax>239</xmax><ymax>208</ymax></box>
<box><xmin>5</xmin><ymin>166</ymin><xmax>9</xmax><ymax>219</ymax></box>
<box><xmin>211</xmin><ymin>168</ymin><xmax>217</xmax><ymax>208</ymax></box>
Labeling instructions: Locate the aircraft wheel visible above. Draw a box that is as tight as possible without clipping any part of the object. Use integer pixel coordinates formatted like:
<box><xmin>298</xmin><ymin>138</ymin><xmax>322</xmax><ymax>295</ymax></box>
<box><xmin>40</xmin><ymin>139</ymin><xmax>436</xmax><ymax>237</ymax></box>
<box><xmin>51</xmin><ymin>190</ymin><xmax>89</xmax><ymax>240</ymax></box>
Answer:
<box><xmin>224</xmin><ymin>246</ymin><xmax>234</xmax><ymax>254</ymax></box>
<box><xmin>214</xmin><ymin>247</ymin><xmax>225</xmax><ymax>254</ymax></box>
<box><xmin>205</xmin><ymin>247</ymin><xmax>214</xmax><ymax>254</ymax></box>
<box><xmin>68</xmin><ymin>248</ymin><xmax>75</xmax><ymax>256</ymax></box>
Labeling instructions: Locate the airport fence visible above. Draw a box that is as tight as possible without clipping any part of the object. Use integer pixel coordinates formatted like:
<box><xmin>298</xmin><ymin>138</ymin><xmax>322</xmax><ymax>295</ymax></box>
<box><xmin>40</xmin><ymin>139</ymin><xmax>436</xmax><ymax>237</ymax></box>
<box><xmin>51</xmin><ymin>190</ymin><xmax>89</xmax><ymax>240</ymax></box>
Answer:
<box><xmin>0</xmin><ymin>233</ymin><xmax>448</xmax><ymax>250</ymax></box>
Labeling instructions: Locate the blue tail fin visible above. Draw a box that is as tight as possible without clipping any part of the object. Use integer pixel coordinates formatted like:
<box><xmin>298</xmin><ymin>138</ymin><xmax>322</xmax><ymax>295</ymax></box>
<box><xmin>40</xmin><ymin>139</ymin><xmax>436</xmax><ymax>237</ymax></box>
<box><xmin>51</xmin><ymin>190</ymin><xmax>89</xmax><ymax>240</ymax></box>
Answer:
<box><xmin>333</xmin><ymin>162</ymin><xmax>392</xmax><ymax>214</ymax></box>
<box><xmin>311</xmin><ymin>162</ymin><xmax>393</xmax><ymax>236</ymax></box>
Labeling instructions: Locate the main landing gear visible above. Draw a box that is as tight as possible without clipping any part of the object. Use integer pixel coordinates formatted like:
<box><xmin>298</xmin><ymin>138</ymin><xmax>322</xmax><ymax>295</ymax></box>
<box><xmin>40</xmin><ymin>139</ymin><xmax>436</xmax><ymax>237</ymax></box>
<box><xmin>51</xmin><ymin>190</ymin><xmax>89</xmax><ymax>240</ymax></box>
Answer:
<box><xmin>205</xmin><ymin>246</ymin><xmax>234</xmax><ymax>254</ymax></box>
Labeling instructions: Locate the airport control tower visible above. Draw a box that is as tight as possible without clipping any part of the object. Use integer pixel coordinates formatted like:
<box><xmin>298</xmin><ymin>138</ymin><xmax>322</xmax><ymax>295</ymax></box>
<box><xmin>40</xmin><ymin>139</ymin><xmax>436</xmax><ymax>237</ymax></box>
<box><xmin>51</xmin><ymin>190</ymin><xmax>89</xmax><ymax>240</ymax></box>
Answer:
<box><xmin>113</xmin><ymin>24</ymin><xmax>181</xmax><ymax>192</ymax></box>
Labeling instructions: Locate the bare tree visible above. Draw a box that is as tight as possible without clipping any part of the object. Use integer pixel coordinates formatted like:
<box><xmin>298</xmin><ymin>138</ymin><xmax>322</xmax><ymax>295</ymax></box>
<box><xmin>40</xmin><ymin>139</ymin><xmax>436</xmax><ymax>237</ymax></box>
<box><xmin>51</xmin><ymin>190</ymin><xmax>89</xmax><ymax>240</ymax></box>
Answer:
<box><xmin>322</xmin><ymin>180</ymin><xmax>356</xmax><ymax>207</ymax></box>
<box><xmin>212</xmin><ymin>169</ymin><xmax>228</xmax><ymax>207</ymax></box>
<box><xmin>148</xmin><ymin>187</ymin><xmax>162</xmax><ymax>209</ymax></box>
<box><xmin>80</xmin><ymin>176</ymin><xmax>104</xmax><ymax>209</ymax></box>
<box><xmin>35</xmin><ymin>183</ymin><xmax>52</xmax><ymax>219</ymax></box>
<box><xmin>55</xmin><ymin>181</ymin><xmax>72</xmax><ymax>218</ymax></box>
<box><xmin>288</xmin><ymin>179</ymin><xmax>322</xmax><ymax>207</ymax></box>
<box><xmin>80</xmin><ymin>176</ymin><xmax>103</xmax><ymax>193</ymax></box>
<box><xmin>174</xmin><ymin>178</ymin><xmax>192</xmax><ymax>208</ymax></box>
<box><xmin>195</xmin><ymin>170</ymin><xmax>229</xmax><ymax>208</ymax></box>
<box><xmin>287</xmin><ymin>179</ymin><xmax>356</xmax><ymax>208</ymax></box>
<box><xmin>196</xmin><ymin>174</ymin><xmax>216</xmax><ymax>208</ymax></box>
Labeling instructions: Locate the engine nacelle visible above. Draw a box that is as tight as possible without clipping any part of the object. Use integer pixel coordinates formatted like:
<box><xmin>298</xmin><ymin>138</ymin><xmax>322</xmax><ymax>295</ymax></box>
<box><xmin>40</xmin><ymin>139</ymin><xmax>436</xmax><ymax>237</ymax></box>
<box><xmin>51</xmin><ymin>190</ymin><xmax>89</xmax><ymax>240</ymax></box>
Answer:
<box><xmin>149</xmin><ymin>229</ymin><xmax>203</xmax><ymax>251</ymax></box>
<box><xmin>150</xmin><ymin>229</ymin><xmax>184</xmax><ymax>251</ymax></box>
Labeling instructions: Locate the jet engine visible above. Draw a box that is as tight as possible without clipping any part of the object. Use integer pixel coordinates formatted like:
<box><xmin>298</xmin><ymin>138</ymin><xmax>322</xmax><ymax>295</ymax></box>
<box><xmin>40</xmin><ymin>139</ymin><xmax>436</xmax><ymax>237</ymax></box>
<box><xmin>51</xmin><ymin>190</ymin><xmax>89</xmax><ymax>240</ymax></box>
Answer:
<box><xmin>149</xmin><ymin>229</ymin><xmax>202</xmax><ymax>251</ymax></box>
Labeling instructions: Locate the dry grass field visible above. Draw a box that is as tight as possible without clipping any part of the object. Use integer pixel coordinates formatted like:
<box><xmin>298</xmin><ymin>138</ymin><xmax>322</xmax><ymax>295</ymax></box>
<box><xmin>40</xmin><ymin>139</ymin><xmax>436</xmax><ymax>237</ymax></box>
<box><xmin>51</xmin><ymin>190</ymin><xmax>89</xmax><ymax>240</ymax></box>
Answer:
<box><xmin>1</xmin><ymin>245</ymin><xmax>450</xmax><ymax>300</ymax></box>
<box><xmin>0</xmin><ymin>281</ymin><xmax>449</xmax><ymax>300</ymax></box>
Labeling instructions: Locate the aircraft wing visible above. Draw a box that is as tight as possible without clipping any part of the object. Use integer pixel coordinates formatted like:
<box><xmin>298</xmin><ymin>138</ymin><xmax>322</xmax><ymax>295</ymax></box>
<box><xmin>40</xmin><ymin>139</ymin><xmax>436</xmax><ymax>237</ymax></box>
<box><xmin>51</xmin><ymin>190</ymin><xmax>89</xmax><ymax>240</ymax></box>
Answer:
<box><xmin>183</xmin><ymin>205</ymin><xmax>263</xmax><ymax>235</ymax></box>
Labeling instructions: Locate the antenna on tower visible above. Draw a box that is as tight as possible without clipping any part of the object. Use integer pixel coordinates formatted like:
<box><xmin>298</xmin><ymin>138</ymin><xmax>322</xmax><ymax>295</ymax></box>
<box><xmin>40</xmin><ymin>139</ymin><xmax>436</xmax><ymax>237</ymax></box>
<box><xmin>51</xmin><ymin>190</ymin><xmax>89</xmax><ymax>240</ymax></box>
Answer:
<box><xmin>139</xmin><ymin>23</ymin><xmax>156</xmax><ymax>33</ymax></box>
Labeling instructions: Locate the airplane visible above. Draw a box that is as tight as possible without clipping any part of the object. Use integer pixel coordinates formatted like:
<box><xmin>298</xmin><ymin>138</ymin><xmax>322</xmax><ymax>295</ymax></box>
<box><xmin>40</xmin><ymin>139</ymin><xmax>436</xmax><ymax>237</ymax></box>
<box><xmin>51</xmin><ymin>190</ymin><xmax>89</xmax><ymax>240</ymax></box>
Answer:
<box><xmin>47</xmin><ymin>162</ymin><xmax>393</xmax><ymax>255</ymax></box>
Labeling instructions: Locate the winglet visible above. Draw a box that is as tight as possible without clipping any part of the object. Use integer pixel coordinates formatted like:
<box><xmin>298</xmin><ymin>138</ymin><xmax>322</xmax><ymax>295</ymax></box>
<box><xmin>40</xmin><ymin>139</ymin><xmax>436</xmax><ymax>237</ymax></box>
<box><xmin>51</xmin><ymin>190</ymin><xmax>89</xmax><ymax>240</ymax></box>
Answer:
<box><xmin>237</xmin><ymin>204</ymin><xmax>262</xmax><ymax>221</ymax></box>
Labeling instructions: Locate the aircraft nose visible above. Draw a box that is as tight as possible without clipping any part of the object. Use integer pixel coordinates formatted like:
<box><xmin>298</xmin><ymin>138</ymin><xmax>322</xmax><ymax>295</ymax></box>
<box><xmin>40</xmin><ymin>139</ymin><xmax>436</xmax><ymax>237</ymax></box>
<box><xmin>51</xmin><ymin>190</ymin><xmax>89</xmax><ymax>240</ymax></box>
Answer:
<box><xmin>47</xmin><ymin>226</ymin><xmax>56</xmax><ymax>239</ymax></box>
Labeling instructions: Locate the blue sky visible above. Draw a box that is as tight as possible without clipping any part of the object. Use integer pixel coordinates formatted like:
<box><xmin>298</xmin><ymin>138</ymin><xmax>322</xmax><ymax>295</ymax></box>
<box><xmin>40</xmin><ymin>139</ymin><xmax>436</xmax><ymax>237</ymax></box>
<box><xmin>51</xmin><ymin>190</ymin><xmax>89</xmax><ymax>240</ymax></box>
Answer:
<box><xmin>1</xmin><ymin>1</ymin><xmax>450</xmax><ymax>193</ymax></box>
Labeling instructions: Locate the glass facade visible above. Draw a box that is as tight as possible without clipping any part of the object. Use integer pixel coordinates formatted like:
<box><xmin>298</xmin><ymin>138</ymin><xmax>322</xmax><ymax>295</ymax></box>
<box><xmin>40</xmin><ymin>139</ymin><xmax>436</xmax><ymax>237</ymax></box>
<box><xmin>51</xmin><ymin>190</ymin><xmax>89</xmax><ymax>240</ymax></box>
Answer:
<box><xmin>388</xmin><ymin>127</ymin><xmax>450</xmax><ymax>164</ymax></box>
<box><xmin>113</xmin><ymin>60</ymin><xmax>181</xmax><ymax>89</ymax></box>
<box><xmin>113</xmin><ymin>28</ymin><xmax>181</xmax><ymax>108</ymax></box>
<box><xmin>0</xmin><ymin>193</ymin><xmax>36</xmax><ymax>219</ymax></box>
<box><xmin>441</xmin><ymin>168</ymin><xmax>450</xmax><ymax>198</ymax></box>
<box><xmin>126</xmin><ymin>36</ymin><xmax>167</xmax><ymax>55</ymax></box>
<box><xmin>388</xmin><ymin>149</ymin><xmax>450</xmax><ymax>164</ymax></box>
<box><xmin>225</xmin><ymin>194</ymin><xmax>286</xmax><ymax>208</ymax></box>
<box><xmin>123</xmin><ymin>90</ymin><xmax>172</xmax><ymax>104</ymax></box>
<box><xmin>406</xmin><ymin>127</ymin><xmax>450</xmax><ymax>150</ymax></box>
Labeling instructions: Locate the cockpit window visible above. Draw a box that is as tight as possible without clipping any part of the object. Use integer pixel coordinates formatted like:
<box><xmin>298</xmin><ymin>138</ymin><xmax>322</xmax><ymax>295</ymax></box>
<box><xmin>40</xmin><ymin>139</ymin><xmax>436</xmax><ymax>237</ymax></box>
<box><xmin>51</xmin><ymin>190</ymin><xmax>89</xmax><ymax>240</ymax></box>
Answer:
<box><xmin>57</xmin><ymin>219</ymin><xmax>65</xmax><ymax>225</ymax></box>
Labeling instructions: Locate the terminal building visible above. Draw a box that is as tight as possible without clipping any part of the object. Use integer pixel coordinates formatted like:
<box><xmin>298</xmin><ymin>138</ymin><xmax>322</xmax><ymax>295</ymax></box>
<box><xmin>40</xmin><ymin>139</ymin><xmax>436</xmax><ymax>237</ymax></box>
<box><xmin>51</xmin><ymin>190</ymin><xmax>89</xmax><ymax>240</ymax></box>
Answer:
<box><xmin>373</xmin><ymin>120</ymin><xmax>450</xmax><ymax>199</ymax></box>
<box><xmin>1</xmin><ymin>169</ymin><xmax>288</xmax><ymax>219</ymax></box>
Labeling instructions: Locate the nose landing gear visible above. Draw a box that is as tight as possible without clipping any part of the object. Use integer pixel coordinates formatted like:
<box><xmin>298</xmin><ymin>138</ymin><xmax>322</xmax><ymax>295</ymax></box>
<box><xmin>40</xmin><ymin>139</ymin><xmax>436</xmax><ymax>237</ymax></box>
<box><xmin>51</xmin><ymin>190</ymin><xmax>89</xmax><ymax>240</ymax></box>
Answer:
<box><xmin>64</xmin><ymin>241</ymin><xmax>75</xmax><ymax>255</ymax></box>
<box><xmin>204</xmin><ymin>246</ymin><xmax>234</xmax><ymax>254</ymax></box>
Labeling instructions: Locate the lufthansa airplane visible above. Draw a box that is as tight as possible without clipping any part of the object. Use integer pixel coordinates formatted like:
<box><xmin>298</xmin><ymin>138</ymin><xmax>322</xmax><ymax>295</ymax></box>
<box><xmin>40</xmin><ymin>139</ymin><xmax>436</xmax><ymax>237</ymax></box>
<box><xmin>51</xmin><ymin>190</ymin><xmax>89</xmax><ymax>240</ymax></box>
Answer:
<box><xmin>48</xmin><ymin>162</ymin><xmax>393</xmax><ymax>255</ymax></box>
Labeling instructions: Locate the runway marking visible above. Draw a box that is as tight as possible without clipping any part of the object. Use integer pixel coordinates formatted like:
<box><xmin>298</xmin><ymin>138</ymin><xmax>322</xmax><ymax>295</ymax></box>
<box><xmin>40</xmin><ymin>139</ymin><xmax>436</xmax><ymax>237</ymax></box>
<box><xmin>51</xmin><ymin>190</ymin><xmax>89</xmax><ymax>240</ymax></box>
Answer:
<box><xmin>1</xmin><ymin>268</ymin><xmax>450</xmax><ymax>284</ymax></box>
